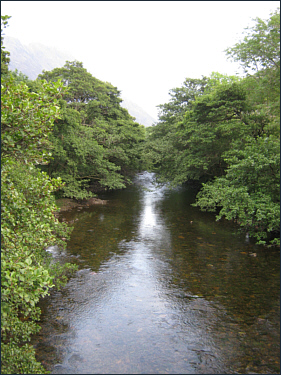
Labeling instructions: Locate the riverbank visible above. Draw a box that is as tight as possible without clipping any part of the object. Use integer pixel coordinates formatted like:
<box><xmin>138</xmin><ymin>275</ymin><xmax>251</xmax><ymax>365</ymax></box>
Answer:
<box><xmin>55</xmin><ymin>197</ymin><xmax>107</xmax><ymax>213</ymax></box>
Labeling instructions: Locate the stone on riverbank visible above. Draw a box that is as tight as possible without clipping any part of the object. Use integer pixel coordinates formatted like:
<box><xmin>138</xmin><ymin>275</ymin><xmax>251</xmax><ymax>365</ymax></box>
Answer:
<box><xmin>56</xmin><ymin>197</ymin><xmax>107</xmax><ymax>213</ymax></box>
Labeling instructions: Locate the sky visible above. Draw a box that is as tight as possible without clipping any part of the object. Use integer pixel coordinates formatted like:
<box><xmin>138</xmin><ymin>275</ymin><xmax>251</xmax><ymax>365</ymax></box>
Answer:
<box><xmin>1</xmin><ymin>1</ymin><xmax>279</xmax><ymax>119</ymax></box>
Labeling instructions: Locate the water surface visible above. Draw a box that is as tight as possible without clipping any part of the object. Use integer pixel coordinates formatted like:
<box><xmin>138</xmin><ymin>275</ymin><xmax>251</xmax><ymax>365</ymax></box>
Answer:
<box><xmin>34</xmin><ymin>172</ymin><xmax>280</xmax><ymax>374</ymax></box>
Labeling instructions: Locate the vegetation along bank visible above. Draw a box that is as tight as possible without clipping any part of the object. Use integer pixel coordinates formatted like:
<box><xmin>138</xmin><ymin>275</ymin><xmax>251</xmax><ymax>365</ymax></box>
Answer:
<box><xmin>1</xmin><ymin>8</ymin><xmax>279</xmax><ymax>373</ymax></box>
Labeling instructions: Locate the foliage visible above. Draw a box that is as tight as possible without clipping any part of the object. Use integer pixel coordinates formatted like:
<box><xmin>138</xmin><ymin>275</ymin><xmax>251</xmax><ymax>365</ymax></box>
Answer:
<box><xmin>193</xmin><ymin>135</ymin><xmax>280</xmax><ymax>246</ymax></box>
<box><xmin>226</xmin><ymin>8</ymin><xmax>280</xmax><ymax>118</ymax></box>
<box><xmin>145</xmin><ymin>75</ymin><xmax>246</xmax><ymax>185</ymax></box>
<box><xmin>1</xmin><ymin>26</ymin><xmax>77</xmax><ymax>373</ymax></box>
<box><xmin>1</xmin><ymin>75</ymin><xmax>63</xmax><ymax>164</ymax></box>
<box><xmin>145</xmin><ymin>9</ymin><xmax>280</xmax><ymax>245</ymax></box>
<box><xmin>194</xmin><ymin>9</ymin><xmax>280</xmax><ymax>245</ymax></box>
<box><xmin>156</xmin><ymin>76</ymin><xmax>209</xmax><ymax>126</ymax></box>
<box><xmin>177</xmin><ymin>78</ymin><xmax>248</xmax><ymax>182</ymax></box>
<box><xmin>9</xmin><ymin>68</ymin><xmax>31</xmax><ymax>85</ymax></box>
<box><xmin>225</xmin><ymin>8</ymin><xmax>280</xmax><ymax>74</ymax></box>
<box><xmin>1</xmin><ymin>15</ymin><xmax>11</xmax><ymax>76</ymax></box>
<box><xmin>38</xmin><ymin>61</ymin><xmax>146</xmax><ymax>199</ymax></box>
<box><xmin>1</xmin><ymin>160</ymin><xmax>77</xmax><ymax>374</ymax></box>
<box><xmin>143</xmin><ymin>76</ymin><xmax>209</xmax><ymax>183</ymax></box>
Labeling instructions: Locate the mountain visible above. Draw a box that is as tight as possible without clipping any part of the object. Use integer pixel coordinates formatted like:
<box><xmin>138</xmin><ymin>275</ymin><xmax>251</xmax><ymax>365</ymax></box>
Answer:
<box><xmin>3</xmin><ymin>36</ymin><xmax>75</xmax><ymax>80</ymax></box>
<box><xmin>121</xmin><ymin>98</ymin><xmax>156</xmax><ymax>127</ymax></box>
<box><xmin>3</xmin><ymin>36</ymin><xmax>157</xmax><ymax>127</ymax></box>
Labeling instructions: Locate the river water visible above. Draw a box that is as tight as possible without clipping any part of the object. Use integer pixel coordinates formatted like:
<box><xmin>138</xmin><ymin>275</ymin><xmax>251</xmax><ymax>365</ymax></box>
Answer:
<box><xmin>33</xmin><ymin>172</ymin><xmax>280</xmax><ymax>374</ymax></box>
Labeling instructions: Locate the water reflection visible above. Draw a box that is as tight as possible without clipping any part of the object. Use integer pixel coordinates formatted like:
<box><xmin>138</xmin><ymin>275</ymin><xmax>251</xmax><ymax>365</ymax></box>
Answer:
<box><xmin>34</xmin><ymin>172</ymin><xmax>280</xmax><ymax>374</ymax></box>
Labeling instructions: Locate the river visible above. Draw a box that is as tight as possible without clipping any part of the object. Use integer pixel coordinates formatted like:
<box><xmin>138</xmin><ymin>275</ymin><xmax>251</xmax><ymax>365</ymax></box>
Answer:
<box><xmin>33</xmin><ymin>172</ymin><xmax>280</xmax><ymax>374</ymax></box>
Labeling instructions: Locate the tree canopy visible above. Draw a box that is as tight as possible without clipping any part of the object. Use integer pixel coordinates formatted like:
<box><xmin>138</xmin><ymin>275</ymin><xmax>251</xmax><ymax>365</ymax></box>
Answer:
<box><xmin>145</xmin><ymin>9</ymin><xmax>280</xmax><ymax>246</ymax></box>
<box><xmin>1</xmin><ymin>15</ymin><xmax>11</xmax><ymax>76</ymax></box>
<box><xmin>38</xmin><ymin>61</ymin><xmax>146</xmax><ymax>199</ymax></box>
<box><xmin>1</xmin><ymin>8</ymin><xmax>279</xmax><ymax>373</ymax></box>
<box><xmin>1</xmin><ymin>16</ymin><xmax>77</xmax><ymax>373</ymax></box>
<box><xmin>225</xmin><ymin>8</ymin><xmax>280</xmax><ymax>74</ymax></box>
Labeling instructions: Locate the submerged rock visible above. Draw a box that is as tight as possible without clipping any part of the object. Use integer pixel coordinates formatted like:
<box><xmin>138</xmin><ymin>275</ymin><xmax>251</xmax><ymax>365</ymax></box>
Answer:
<box><xmin>86</xmin><ymin>197</ymin><xmax>107</xmax><ymax>205</ymax></box>
<box><xmin>53</xmin><ymin>364</ymin><xmax>75</xmax><ymax>374</ymax></box>
<box><xmin>56</xmin><ymin>197</ymin><xmax>107</xmax><ymax>213</ymax></box>
<box><xmin>46</xmin><ymin>245</ymin><xmax>60</xmax><ymax>256</ymax></box>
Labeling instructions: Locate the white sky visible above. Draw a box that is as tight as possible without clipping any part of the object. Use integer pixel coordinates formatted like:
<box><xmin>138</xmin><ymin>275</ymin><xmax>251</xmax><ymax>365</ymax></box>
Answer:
<box><xmin>1</xmin><ymin>1</ymin><xmax>279</xmax><ymax>119</ymax></box>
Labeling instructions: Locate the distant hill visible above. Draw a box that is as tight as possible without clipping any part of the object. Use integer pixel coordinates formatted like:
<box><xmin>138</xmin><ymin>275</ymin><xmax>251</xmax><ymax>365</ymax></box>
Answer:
<box><xmin>121</xmin><ymin>98</ymin><xmax>156</xmax><ymax>127</ymax></box>
<box><xmin>3</xmin><ymin>36</ymin><xmax>75</xmax><ymax>80</ymax></box>
<box><xmin>3</xmin><ymin>36</ymin><xmax>157</xmax><ymax>127</ymax></box>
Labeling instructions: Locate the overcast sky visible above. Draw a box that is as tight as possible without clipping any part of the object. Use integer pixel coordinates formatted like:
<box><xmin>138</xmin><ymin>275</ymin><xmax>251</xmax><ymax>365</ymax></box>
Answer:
<box><xmin>1</xmin><ymin>1</ymin><xmax>279</xmax><ymax>119</ymax></box>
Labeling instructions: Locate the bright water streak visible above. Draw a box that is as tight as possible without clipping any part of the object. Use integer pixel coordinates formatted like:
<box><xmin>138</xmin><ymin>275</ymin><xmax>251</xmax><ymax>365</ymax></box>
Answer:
<box><xmin>36</xmin><ymin>172</ymin><xmax>280</xmax><ymax>374</ymax></box>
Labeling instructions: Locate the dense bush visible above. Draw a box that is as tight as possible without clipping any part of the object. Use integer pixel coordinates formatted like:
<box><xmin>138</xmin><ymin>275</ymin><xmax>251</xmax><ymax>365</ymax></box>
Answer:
<box><xmin>145</xmin><ymin>9</ymin><xmax>280</xmax><ymax>246</ymax></box>
<box><xmin>1</xmin><ymin>18</ymin><xmax>76</xmax><ymax>372</ymax></box>
<box><xmin>38</xmin><ymin>61</ymin><xmax>146</xmax><ymax>199</ymax></box>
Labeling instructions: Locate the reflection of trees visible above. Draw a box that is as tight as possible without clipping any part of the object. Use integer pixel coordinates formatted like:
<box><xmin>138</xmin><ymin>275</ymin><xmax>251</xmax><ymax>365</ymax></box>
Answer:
<box><xmin>34</xmin><ymin>173</ymin><xmax>279</xmax><ymax>374</ymax></box>
<box><xmin>59</xmin><ymin>186</ymin><xmax>143</xmax><ymax>271</ymax></box>
<box><xmin>148</xmin><ymin>185</ymin><xmax>279</xmax><ymax>373</ymax></box>
<box><xmin>155</xmin><ymin>186</ymin><xmax>280</xmax><ymax>323</ymax></box>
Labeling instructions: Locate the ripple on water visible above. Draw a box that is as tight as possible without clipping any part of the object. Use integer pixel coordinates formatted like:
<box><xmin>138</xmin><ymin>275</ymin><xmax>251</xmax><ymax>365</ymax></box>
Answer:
<box><xmin>34</xmin><ymin>172</ymin><xmax>279</xmax><ymax>374</ymax></box>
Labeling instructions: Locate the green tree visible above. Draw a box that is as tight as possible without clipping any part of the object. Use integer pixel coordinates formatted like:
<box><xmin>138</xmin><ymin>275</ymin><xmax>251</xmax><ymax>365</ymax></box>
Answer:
<box><xmin>145</xmin><ymin>74</ymin><xmax>246</xmax><ymax>186</ymax></box>
<box><xmin>193</xmin><ymin>10</ymin><xmax>280</xmax><ymax>246</ymax></box>
<box><xmin>38</xmin><ymin>61</ymin><xmax>145</xmax><ymax>199</ymax></box>
<box><xmin>225</xmin><ymin>8</ymin><xmax>280</xmax><ymax>74</ymax></box>
<box><xmin>178</xmin><ymin>78</ymin><xmax>250</xmax><ymax>180</ymax></box>
<box><xmin>226</xmin><ymin>8</ymin><xmax>280</xmax><ymax>115</ymax></box>
<box><xmin>1</xmin><ymin>15</ymin><xmax>11</xmax><ymax>76</ymax></box>
<box><xmin>9</xmin><ymin>68</ymin><xmax>31</xmax><ymax>85</ymax></box>
<box><xmin>144</xmin><ymin>77</ymin><xmax>209</xmax><ymax>183</ymax></box>
<box><xmin>194</xmin><ymin>135</ymin><xmax>280</xmax><ymax>246</ymax></box>
<box><xmin>1</xmin><ymin>161</ymin><xmax>73</xmax><ymax>374</ymax></box>
<box><xmin>1</xmin><ymin>22</ymin><xmax>77</xmax><ymax>372</ymax></box>
<box><xmin>157</xmin><ymin>76</ymin><xmax>209</xmax><ymax>126</ymax></box>
<box><xmin>1</xmin><ymin>75</ymin><xmax>62</xmax><ymax>164</ymax></box>
<box><xmin>144</xmin><ymin>9</ymin><xmax>280</xmax><ymax>246</ymax></box>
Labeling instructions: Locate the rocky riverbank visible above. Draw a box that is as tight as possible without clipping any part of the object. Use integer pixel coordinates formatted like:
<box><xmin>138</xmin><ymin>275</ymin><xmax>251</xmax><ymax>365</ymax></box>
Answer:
<box><xmin>55</xmin><ymin>197</ymin><xmax>107</xmax><ymax>213</ymax></box>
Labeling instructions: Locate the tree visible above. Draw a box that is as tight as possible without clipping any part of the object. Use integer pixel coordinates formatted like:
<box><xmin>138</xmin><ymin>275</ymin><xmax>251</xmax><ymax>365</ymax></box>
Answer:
<box><xmin>1</xmin><ymin>21</ymin><xmax>76</xmax><ymax>372</ymax></box>
<box><xmin>1</xmin><ymin>15</ymin><xmax>11</xmax><ymax>76</ymax></box>
<box><xmin>156</xmin><ymin>76</ymin><xmax>209</xmax><ymax>126</ymax></box>
<box><xmin>46</xmin><ymin>105</ymin><xmax>126</xmax><ymax>199</ymax></box>
<box><xmin>226</xmin><ymin>8</ymin><xmax>280</xmax><ymax>115</ymax></box>
<box><xmin>1</xmin><ymin>161</ymin><xmax>74</xmax><ymax>374</ymax></box>
<box><xmin>38</xmin><ymin>61</ymin><xmax>146</xmax><ymax>199</ymax></box>
<box><xmin>225</xmin><ymin>8</ymin><xmax>280</xmax><ymax>74</ymax></box>
<box><xmin>145</xmin><ymin>74</ymin><xmax>247</xmax><ymax>186</ymax></box>
<box><xmin>193</xmin><ymin>10</ymin><xmax>280</xmax><ymax>246</ymax></box>
<box><xmin>144</xmin><ymin>77</ymin><xmax>209</xmax><ymax>184</ymax></box>
<box><xmin>178</xmin><ymin>78</ymin><xmax>250</xmax><ymax>180</ymax></box>
<box><xmin>144</xmin><ymin>9</ymin><xmax>280</xmax><ymax>246</ymax></box>
<box><xmin>1</xmin><ymin>75</ymin><xmax>63</xmax><ymax>164</ymax></box>
<box><xmin>146</xmin><ymin>68</ymin><xmax>279</xmax><ymax>246</ymax></box>
<box><xmin>194</xmin><ymin>135</ymin><xmax>280</xmax><ymax>246</ymax></box>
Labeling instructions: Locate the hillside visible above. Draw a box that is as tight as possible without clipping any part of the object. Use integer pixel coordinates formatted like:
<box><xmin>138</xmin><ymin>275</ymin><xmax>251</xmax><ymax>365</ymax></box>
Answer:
<box><xmin>121</xmin><ymin>97</ymin><xmax>156</xmax><ymax>127</ymax></box>
<box><xmin>3</xmin><ymin>36</ymin><xmax>75</xmax><ymax>80</ymax></box>
<box><xmin>3</xmin><ymin>36</ymin><xmax>157</xmax><ymax>127</ymax></box>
